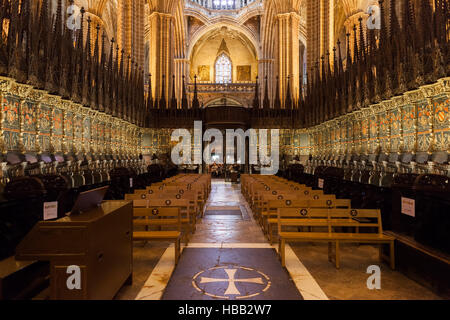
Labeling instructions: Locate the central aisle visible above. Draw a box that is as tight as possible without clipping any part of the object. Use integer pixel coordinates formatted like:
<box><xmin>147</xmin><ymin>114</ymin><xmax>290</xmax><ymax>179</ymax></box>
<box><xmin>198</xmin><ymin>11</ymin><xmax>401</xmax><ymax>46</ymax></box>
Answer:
<box><xmin>162</xmin><ymin>181</ymin><xmax>302</xmax><ymax>300</ymax></box>
<box><xmin>189</xmin><ymin>180</ymin><xmax>267</xmax><ymax>244</ymax></box>
<box><xmin>135</xmin><ymin>180</ymin><xmax>327</xmax><ymax>301</ymax></box>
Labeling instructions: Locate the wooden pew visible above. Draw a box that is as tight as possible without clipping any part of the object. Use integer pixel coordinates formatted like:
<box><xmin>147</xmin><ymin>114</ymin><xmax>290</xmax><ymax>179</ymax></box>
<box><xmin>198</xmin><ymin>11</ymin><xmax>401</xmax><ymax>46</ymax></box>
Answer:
<box><xmin>129</xmin><ymin>194</ymin><xmax>196</xmax><ymax>243</ymax></box>
<box><xmin>277</xmin><ymin>207</ymin><xmax>395</xmax><ymax>270</ymax></box>
<box><xmin>132</xmin><ymin>200</ymin><xmax>182</xmax><ymax>265</ymax></box>
<box><xmin>253</xmin><ymin>188</ymin><xmax>335</xmax><ymax>231</ymax></box>
<box><xmin>125</xmin><ymin>173</ymin><xmax>210</xmax><ymax>236</ymax></box>
<box><xmin>265</xmin><ymin>198</ymin><xmax>350</xmax><ymax>244</ymax></box>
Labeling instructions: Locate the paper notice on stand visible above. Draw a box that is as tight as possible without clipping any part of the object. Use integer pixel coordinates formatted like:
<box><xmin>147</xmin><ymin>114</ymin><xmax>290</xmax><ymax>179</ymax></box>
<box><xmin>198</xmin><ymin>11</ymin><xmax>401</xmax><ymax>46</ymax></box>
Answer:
<box><xmin>401</xmin><ymin>197</ymin><xmax>415</xmax><ymax>217</ymax></box>
<box><xmin>43</xmin><ymin>201</ymin><xmax>58</xmax><ymax>221</ymax></box>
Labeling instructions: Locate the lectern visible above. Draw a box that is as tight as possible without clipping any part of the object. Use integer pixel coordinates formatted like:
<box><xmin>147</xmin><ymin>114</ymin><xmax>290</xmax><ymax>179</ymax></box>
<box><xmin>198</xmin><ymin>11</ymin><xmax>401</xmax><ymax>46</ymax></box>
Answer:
<box><xmin>15</xmin><ymin>201</ymin><xmax>133</xmax><ymax>300</ymax></box>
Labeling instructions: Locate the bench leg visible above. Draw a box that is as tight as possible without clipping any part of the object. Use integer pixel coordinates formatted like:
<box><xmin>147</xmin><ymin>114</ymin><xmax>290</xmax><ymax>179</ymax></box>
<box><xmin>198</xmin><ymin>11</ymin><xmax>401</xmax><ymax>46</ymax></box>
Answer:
<box><xmin>175</xmin><ymin>238</ymin><xmax>181</xmax><ymax>265</ymax></box>
<box><xmin>192</xmin><ymin>215</ymin><xmax>196</xmax><ymax>233</ymax></box>
<box><xmin>184</xmin><ymin>231</ymin><xmax>189</xmax><ymax>246</ymax></box>
<box><xmin>335</xmin><ymin>241</ymin><xmax>340</xmax><ymax>269</ymax></box>
<box><xmin>280</xmin><ymin>239</ymin><xmax>286</xmax><ymax>267</ymax></box>
<box><xmin>328</xmin><ymin>242</ymin><xmax>332</xmax><ymax>262</ymax></box>
<box><xmin>192</xmin><ymin>218</ymin><xmax>197</xmax><ymax>234</ymax></box>
<box><xmin>268</xmin><ymin>224</ymin><xmax>273</xmax><ymax>245</ymax></box>
<box><xmin>390</xmin><ymin>241</ymin><xmax>395</xmax><ymax>270</ymax></box>
<box><xmin>124</xmin><ymin>273</ymin><xmax>133</xmax><ymax>286</ymax></box>
<box><xmin>262</xmin><ymin>216</ymin><xmax>268</xmax><ymax>234</ymax></box>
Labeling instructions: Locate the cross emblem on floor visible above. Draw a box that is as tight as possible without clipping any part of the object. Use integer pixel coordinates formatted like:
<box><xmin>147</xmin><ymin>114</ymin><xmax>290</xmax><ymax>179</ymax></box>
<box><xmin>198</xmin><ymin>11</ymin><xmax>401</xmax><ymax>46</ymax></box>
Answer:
<box><xmin>200</xmin><ymin>268</ymin><xmax>264</xmax><ymax>295</ymax></box>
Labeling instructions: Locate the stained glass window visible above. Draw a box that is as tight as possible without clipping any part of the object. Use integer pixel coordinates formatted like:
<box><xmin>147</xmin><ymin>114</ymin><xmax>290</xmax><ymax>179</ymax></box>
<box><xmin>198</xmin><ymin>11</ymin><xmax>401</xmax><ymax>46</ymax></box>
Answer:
<box><xmin>215</xmin><ymin>53</ymin><xmax>232</xmax><ymax>83</ymax></box>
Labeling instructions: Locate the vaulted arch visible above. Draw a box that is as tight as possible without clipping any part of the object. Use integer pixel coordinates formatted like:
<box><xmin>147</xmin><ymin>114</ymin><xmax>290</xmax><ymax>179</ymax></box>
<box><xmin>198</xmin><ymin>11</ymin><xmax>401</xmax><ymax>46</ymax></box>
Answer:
<box><xmin>186</xmin><ymin>22</ymin><xmax>260</xmax><ymax>61</ymax></box>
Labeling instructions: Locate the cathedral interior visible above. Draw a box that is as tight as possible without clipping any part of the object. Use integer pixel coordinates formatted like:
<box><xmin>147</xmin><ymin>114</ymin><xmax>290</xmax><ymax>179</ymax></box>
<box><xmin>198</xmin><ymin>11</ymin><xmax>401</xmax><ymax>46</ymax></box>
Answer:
<box><xmin>0</xmin><ymin>0</ymin><xmax>449</xmax><ymax>303</ymax></box>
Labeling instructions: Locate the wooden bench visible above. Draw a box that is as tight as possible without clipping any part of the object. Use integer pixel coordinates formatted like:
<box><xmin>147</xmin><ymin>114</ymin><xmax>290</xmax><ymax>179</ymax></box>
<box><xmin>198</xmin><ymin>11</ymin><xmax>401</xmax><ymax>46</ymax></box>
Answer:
<box><xmin>151</xmin><ymin>191</ymin><xmax>201</xmax><ymax>232</ymax></box>
<box><xmin>265</xmin><ymin>199</ymin><xmax>350</xmax><ymax>244</ymax></box>
<box><xmin>125</xmin><ymin>176</ymin><xmax>209</xmax><ymax>235</ymax></box>
<box><xmin>132</xmin><ymin>200</ymin><xmax>183</xmax><ymax>264</ymax></box>
<box><xmin>132</xmin><ymin>198</ymin><xmax>196</xmax><ymax>244</ymax></box>
<box><xmin>255</xmin><ymin>190</ymin><xmax>337</xmax><ymax>231</ymax></box>
<box><xmin>161</xmin><ymin>186</ymin><xmax>206</xmax><ymax>216</ymax></box>
<box><xmin>277</xmin><ymin>207</ymin><xmax>395</xmax><ymax>270</ymax></box>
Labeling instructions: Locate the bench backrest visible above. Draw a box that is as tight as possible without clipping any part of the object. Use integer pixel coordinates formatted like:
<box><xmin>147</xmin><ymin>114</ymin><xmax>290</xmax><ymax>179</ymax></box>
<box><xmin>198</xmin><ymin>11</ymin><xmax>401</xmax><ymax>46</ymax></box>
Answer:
<box><xmin>277</xmin><ymin>207</ymin><xmax>330</xmax><ymax>233</ymax></box>
<box><xmin>133</xmin><ymin>205</ymin><xmax>181</xmax><ymax>230</ymax></box>
<box><xmin>277</xmin><ymin>207</ymin><xmax>383</xmax><ymax>235</ymax></box>
<box><xmin>328</xmin><ymin>208</ymin><xmax>383</xmax><ymax>234</ymax></box>
<box><xmin>267</xmin><ymin>199</ymin><xmax>352</xmax><ymax>223</ymax></box>
<box><xmin>125</xmin><ymin>193</ymin><xmax>149</xmax><ymax>201</ymax></box>
<box><xmin>266</xmin><ymin>198</ymin><xmax>350</xmax><ymax>209</ymax></box>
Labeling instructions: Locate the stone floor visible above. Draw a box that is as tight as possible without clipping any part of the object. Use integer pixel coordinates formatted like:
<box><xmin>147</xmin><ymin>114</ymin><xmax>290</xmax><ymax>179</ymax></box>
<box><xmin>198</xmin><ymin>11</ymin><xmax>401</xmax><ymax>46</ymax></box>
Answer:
<box><xmin>115</xmin><ymin>242</ymin><xmax>167</xmax><ymax>300</ymax></box>
<box><xmin>116</xmin><ymin>180</ymin><xmax>444</xmax><ymax>300</ymax></box>
<box><xmin>189</xmin><ymin>182</ymin><xmax>267</xmax><ymax>244</ymax></box>
<box><xmin>290</xmin><ymin>243</ymin><xmax>441</xmax><ymax>300</ymax></box>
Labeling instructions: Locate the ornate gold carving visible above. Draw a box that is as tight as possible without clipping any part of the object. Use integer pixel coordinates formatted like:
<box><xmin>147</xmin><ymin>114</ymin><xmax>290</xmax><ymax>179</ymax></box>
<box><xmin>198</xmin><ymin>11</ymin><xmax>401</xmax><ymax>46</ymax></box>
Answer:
<box><xmin>0</xmin><ymin>77</ymin><xmax>14</xmax><ymax>92</ymax></box>
<box><xmin>438</xmin><ymin>77</ymin><xmax>450</xmax><ymax>93</ymax></box>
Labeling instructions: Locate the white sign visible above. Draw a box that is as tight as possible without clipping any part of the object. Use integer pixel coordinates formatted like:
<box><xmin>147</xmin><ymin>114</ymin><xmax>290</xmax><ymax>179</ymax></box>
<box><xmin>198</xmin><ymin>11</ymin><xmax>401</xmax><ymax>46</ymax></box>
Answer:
<box><xmin>130</xmin><ymin>178</ymin><xmax>133</xmax><ymax>188</ymax></box>
<box><xmin>43</xmin><ymin>201</ymin><xmax>58</xmax><ymax>221</ymax></box>
<box><xmin>318</xmin><ymin>179</ymin><xmax>324</xmax><ymax>189</ymax></box>
<box><xmin>401</xmin><ymin>197</ymin><xmax>415</xmax><ymax>217</ymax></box>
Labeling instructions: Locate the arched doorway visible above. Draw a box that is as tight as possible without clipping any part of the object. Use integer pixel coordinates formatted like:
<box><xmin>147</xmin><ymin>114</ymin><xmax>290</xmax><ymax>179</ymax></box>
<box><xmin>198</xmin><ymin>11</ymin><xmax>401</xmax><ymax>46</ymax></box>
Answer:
<box><xmin>205</xmin><ymin>97</ymin><xmax>243</xmax><ymax>108</ymax></box>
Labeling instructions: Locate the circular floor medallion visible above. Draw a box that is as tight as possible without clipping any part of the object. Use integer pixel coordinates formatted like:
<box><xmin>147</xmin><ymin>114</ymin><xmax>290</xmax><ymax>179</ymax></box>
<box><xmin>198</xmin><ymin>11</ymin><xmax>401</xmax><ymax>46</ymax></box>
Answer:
<box><xmin>192</xmin><ymin>266</ymin><xmax>271</xmax><ymax>300</ymax></box>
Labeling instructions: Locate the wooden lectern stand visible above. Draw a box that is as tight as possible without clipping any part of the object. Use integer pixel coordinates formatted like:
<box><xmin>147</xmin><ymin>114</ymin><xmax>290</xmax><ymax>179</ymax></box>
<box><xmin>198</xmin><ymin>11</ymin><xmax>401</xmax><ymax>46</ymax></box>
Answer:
<box><xmin>15</xmin><ymin>201</ymin><xmax>133</xmax><ymax>300</ymax></box>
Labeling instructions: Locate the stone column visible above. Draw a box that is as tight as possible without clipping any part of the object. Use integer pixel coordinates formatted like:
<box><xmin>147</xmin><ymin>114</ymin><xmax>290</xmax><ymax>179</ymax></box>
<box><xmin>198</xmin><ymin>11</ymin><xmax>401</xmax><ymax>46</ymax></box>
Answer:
<box><xmin>149</xmin><ymin>12</ymin><xmax>174</xmax><ymax>104</ymax></box>
<box><xmin>306</xmin><ymin>0</ymin><xmax>334</xmax><ymax>74</ymax></box>
<box><xmin>118</xmin><ymin>0</ymin><xmax>145</xmax><ymax>66</ymax></box>
<box><xmin>277</xmin><ymin>12</ymin><xmax>301</xmax><ymax>104</ymax></box>
<box><xmin>118</xmin><ymin>0</ymin><xmax>132</xmax><ymax>58</ymax></box>
<box><xmin>131</xmin><ymin>0</ymin><xmax>145</xmax><ymax>67</ymax></box>
<box><xmin>174</xmin><ymin>58</ymin><xmax>190</xmax><ymax>107</ymax></box>
<box><xmin>258</xmin><ymin>58</ymin><xmax>274</xmax><ymax>103</ymax></box>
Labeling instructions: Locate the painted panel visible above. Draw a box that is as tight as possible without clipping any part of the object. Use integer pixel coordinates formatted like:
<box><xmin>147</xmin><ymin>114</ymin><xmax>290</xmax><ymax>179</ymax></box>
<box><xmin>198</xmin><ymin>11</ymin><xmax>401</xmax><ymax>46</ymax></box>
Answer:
<box><xmin>74</xmin><ymin>115</ymin><xmax>83</xmax><ymax>139</ymax></box>
<box><xmin>39</xmin><ymin>105</ymin><xmax>52</xmax><ymax>134</ymax></box>
<box><xmin>3</xmin><ymin>131</ymin><xmax>19</xmax><ymax>150</ymax></box>
<box><xmin>2</xmin><ymin>95</ymin><xmax>20</xmax><ymax>130</ymax></box>
<box><xmin>236</xmin><ymin>66</ymin><xmax>251</xmax><ymax>82</ymax></box>
<box><xmin>53</xmin><ymin>108</ymin><xmax>63</xmax><ymax>136</ymax></box>
<box><xmin>23</xmin><ymin>101</ymin><xmax>37</xmax><ymax>132</ymax></box>
<box><xmin>23</xmin><ymin>133</ymin><xmax>36</xmax><ymax>152</ymax></box>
